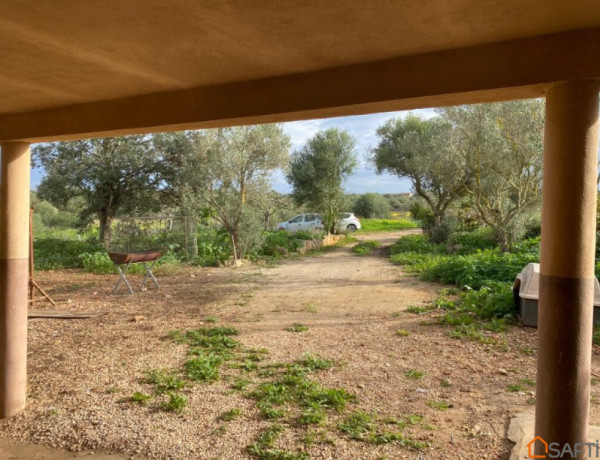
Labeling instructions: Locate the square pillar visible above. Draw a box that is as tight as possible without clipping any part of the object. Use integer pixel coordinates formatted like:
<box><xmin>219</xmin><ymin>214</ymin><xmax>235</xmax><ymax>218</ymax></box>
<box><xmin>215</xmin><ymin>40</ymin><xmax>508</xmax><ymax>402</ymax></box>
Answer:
<box><xmin>535</xmin><ymin>80</ymin><xmax>600</xmax><ymax>456</ymax></box>
<box><xmin>0</xmin><ymin>141</ymin><xmax>31</xmax><ymax>418</ymax></box>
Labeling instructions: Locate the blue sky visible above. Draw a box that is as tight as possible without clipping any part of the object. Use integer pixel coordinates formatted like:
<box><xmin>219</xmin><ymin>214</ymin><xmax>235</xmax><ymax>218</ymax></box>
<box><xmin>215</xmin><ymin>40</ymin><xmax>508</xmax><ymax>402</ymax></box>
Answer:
<box><xmin>31</xmin><ymin>108</ymin><xmax>436</xmax><ymax>194</ymax></box>
<box><xmin>276</xmin><ymin>108</ymin><xmax>436</xmax><ymax>194</ymax></box>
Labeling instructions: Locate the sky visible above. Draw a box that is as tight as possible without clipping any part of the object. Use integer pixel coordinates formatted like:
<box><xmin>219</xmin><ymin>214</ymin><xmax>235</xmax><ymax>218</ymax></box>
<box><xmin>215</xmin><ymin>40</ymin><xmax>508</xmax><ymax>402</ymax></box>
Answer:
<box><xmin>276</xmin><ymin>108</ymin><xmax>436</xmax><ymax>194</ymax></box>
<box><xmin>30</xmin><ymin>108</ymin><xmax>437</xmax><ymax>195</ymax></box>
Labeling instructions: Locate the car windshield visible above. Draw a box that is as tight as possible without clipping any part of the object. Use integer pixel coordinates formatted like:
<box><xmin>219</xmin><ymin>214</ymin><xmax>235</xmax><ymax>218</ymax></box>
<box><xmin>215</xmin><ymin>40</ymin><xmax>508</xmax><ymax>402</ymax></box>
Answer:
<box><xmin>338</xmin><ymin>213</ymin><xmax>351</xmax><ymax>219</ymax></box>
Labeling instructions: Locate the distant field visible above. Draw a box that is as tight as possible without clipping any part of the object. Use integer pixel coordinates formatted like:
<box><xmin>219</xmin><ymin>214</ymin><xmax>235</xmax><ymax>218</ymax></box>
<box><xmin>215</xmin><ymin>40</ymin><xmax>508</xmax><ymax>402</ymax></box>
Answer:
<box><xmin>358</xmin><ymin>218</ymin><xmax>419</xmax><ymax>232</ymax></box>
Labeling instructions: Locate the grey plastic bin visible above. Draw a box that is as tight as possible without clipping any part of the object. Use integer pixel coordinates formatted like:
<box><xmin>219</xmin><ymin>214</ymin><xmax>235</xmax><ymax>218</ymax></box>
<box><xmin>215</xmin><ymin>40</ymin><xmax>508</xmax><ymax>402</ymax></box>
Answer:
<box><xmin>514</xmin><ymin>263</ymin><xmax>600</xmax><ymax>327</ymax></box>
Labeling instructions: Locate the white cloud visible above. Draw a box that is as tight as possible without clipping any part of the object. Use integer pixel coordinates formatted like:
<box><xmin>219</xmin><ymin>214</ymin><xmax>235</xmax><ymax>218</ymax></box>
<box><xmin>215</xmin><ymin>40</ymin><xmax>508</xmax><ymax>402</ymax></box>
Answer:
<box><xmin>277</xmin><ymin>109</ymin><xmax>435</xmax><ymax>194</ymax></box>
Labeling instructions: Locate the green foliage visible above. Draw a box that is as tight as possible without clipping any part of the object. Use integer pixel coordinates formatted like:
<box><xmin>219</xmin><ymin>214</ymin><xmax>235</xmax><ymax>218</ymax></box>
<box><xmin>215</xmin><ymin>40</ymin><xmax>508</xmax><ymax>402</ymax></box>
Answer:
<box><xmin>395</xmin><ymin>329</ymin><xmax>410</xmax><ymax>337</ymax></box>
<box><xmin>195</xmin><ymin>227</ymin><xmax>231</xmax><ymax>266</ymax></box>
<box><xmin>373</xmin><ymin>115</ymin><xmax>468</xmax><ymax>235</ymax></box>
<box><xmin>33</xmin><ymin>238</ymin><xmax>104</xmax><ymax>270</ymax></box>
<box><xmin>359</xmin><ymin>218</ymin><xmax>418</xmax><ymax>232</ymax></box>
<box><xmin>287</xmin><ymin>128</ymin><xmax>357</xmax><ymax>233</ymax></box>
<box><xmin>131</xmin><ymin>392</ymin><xmax>151</xmax><ymax>404</ymax></box>
<box><xmin>338</xmin><ymin>411</ymin><xmax>429</xmax><ymax>448</ymax></box>
<box><xmin>261</xmin><ymin>231</ymin><xmax>303</xmax><ymax>256</ymax></box>
<box><xmin>79</xmin><ymin>251</ymin><xmax>116</xmax><ymax>274</ymax></box>
<box><xmin>351</xmin><ymin>240</ymin><xmax>381</xmax><ymax>255</ymax></box>
<box><xmin>34</xmin><ymin>136</ymin><xmax>164</xmax><ymax>247</ymax></box>
<box><xmin>247</xmin><ymin>425</ymin><xmax>309</xmax><ymax>460</ymax></box>
<box><xmin>352</xmin><ymin>193</ymin><xmax>391</xmax><ymax>219</ymax></box>
<box><xmin>219</xmin><ymin>408</ymin><xmax>241</xmax><ymax>421</ymax></box>
<box><xmin>390</xmin><ymin>234</ymin><xmax>445</xmax><ymax>255</ymax></box>
<box><xmin>405</xmin><ymin>370</ymin><xmax>424</xmax><ymax>380</ymax></box>
<box><xmin>160</xmin><ymin>392</ymin><xmax>187</xmax><ymax>412</ymax></box>
<box><xmin>143</xmin><ymin>370</ymin><xmax>186</xmax><ymax>394</ymax></box>
<box><xmin>285</xmin><ymin>324</ymin><xmax>309</xmax><ymax>333</ymax></box>
<box><xmin>337</xmin><ymin>411</ymin><xmax>374</xmax><ymax>439</ymax></box>
<box><xmin>447</xmin><ymin>227</ymin><xmax>497</xmax><ymax>254</ymax></box>
<box><xmin>426</xmin><ymin>400</ymin><xmax>450</xmax><ymax>411</ymax></box>
<box><xmin>184</xmin><ymin>354</ymin><xmax>224</xmax><ymax>382</ymax></box>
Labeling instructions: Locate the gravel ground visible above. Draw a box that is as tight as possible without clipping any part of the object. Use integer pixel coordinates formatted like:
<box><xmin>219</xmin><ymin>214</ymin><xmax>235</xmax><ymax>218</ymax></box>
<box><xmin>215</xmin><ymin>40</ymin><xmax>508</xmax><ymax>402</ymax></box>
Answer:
<box><xmin>2</xmin><ymin>230</ymin><xmax>600</xmax><ymax>459</ymax></box>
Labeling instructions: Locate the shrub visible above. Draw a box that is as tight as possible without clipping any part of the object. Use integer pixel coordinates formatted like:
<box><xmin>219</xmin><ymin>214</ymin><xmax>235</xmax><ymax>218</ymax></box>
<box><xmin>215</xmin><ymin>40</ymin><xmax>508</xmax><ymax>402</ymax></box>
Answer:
<box><xmin>390</xmin><ymin>234</ymin><xmax>445</xmax><ymax>255</ymax></box>
<box><xmin>34</xmin><ymin>238</ymin><xmax>104</xmax><ymax>270</ymax></box>
<box><xmin>353</xmin><ymin>193</ymin><xmax>391</xmax><ymax>219</ymax></box>
<box><xmin>447</xmin><ymin>227</ymin><xmax>496</xmax><ymax>254</ymax></box>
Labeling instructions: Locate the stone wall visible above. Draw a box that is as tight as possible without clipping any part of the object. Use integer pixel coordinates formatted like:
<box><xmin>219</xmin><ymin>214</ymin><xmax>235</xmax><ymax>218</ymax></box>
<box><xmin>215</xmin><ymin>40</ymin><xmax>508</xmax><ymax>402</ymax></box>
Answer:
<box><xmin>297</xmin><ymin>234</ymin><xmax>343</xmax><ymax>254</ymax></box>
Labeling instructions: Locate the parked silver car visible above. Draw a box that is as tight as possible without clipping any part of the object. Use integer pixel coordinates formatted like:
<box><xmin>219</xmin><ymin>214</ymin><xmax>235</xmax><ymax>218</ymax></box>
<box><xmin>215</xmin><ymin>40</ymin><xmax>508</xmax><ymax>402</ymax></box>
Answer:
<box><xmin>276</xmin><ymin>214</ymin><xmax>324</xmax><ymax>232</ymax></box>
<box><xmin>277</xmin><ymin>212</ymin><xmax>361</xmax><ymax>233</ymax></box>
<box><xmin>337</xmin><ymin>212</ymin><xmax>361</xmax><ymax>232</ymax></box>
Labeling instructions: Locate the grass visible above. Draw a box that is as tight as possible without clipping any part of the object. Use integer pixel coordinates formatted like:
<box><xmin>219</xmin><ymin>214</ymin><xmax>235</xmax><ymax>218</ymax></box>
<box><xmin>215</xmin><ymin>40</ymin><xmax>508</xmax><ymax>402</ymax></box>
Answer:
<box><xmin>304</xmin><ymin>303</ymin><xmax>318</xmax><ymax>313</ymax></box>
<box><xmin>351</xmin><ymin>240</ymin><xmax>381</xmax><ymax>255</ymax></box>
<box><xmin>406</xmin><ymin>305</ymin><xmax>430</xmax><ymax>314</ymax></box>
<box><xmin>131</xmin><ymin>391</ymin><xmax>151</xmax><ymax>404</ymax></box>
<box><xmin>426</xmin><ymin>400</ymin><xmax>450</xmax><ymax>411</ymax></box>
<box><xmin>246</xmin><ymin>425</ymin><xmax>309</xmax><ymax>460</ymax></box>
<box><xmin>358</xmin><ymin>218</ymin><xmax>419</xmax><ymax>233</ymax></box>
<box><xmin>143</xmin><ymin>370</ymin><xmax>185</xmax><ymax>394</ymax></box>
<box><xmin>337</xmin><ymin>410</ymin><xmax>429</xmax><ymax>449</ymax></box>
<box><xmin>404</xmin><ymin>369</ymin><xmax>424</xmax><ymax>380</ymax></box>
<box><xmin>219</xmin><ymin>408</ymin><xmax>242</xmax><ymax>421</ymax></box>
<box><xmin>285</xmin><ymin>324</ymin><xmax>309</xmax><ymax>333</ymax></box>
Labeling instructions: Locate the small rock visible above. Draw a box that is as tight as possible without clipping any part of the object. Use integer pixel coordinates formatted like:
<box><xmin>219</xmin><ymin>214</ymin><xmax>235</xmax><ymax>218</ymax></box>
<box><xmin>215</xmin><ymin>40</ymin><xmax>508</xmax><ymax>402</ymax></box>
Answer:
<box><xmin>190</xmin><ymin>274</ymin><xmax>196</xmax><ymax>278</ymax></box>
<box><xmin>131</xmin><ymin>316</ymin><xmax>145</xmax><ymax>322</ymax></box>
<box><xmin>498</xmin><ymin>368</ymin><xmax>508</xmax><ymax>375</ymax></box>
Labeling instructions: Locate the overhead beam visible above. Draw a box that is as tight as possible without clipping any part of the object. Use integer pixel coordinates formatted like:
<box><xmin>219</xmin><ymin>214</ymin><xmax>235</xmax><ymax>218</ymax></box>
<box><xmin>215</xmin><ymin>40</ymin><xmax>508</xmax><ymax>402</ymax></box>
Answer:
<box><xmin>2</xmin><ymin>27</ymin><xmax>600</xmax><ymax>142</ymax></box>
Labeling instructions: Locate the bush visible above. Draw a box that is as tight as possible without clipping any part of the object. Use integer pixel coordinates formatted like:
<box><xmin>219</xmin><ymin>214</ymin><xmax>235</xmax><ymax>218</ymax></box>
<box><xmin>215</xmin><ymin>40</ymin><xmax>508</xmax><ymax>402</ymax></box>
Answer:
<box><xmin>195</xmin><ymin>227</ymin><xmax>231</xmax><ymax>266</ymax></box>
<box><xmin>80</xmin><ymin>251</ymin><xmax>116</xmax><ymax>274</ymax></box>
<box><xmin>34</xmin><ymin>238</ymin><xmax>104</xmax><ymax>270</ymax></box>
<box><xmin>421</xmin><ymin>248</ymin><xmax>539</xmax><ymax>289</ymax></box>
<box><xmin>390</xmin><ymin>234</ymin><xmax>445</xmax><ymax>255</ymax></box>
<box><xmin>353</xmin><ymin>193</ymin><xmax>391</xmax><ymax>219</ymax></box>
<box><xmin>260</xmin><ymin>231</ymin><xmax>303</xmax><ymax>256</ymax></box>
<box><xmin>447</xmin><ymin>227</ymin><xmax>497</xmax><ymax>254</ymax></box>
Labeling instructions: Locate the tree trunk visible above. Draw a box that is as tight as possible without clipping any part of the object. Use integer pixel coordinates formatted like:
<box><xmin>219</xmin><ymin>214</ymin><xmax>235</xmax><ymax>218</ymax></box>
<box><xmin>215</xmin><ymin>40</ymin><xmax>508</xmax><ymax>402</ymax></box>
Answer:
<box><xmin>99</xmin><ymin>214</ymin><xmax>112</xmax><ymax>249</ymax></box>
<box><xmin>185</xmin><ymin>216</ymin><xmax>198</xmax><ymax>258</ymax></box>
<box><xmin>496</xmin><ymin>226</ymin><xmax>510</xmax><ymax>252</ymax></box>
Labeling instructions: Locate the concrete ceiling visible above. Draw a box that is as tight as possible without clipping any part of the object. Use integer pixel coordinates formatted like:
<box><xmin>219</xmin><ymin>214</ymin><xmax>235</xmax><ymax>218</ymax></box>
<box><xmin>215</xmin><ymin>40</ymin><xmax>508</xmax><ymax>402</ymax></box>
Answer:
<box><xmin>1</xmin><ymin>0</ymin><xmax>600</xmax><ymax>141</ymax></box>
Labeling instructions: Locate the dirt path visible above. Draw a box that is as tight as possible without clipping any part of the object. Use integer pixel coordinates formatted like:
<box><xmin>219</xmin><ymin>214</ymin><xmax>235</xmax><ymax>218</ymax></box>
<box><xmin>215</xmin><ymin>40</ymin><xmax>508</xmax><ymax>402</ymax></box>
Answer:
<box><xmin>2</xmin><ymin>230</ymin><xmax>600</xmax><ymax>459</ymax></box>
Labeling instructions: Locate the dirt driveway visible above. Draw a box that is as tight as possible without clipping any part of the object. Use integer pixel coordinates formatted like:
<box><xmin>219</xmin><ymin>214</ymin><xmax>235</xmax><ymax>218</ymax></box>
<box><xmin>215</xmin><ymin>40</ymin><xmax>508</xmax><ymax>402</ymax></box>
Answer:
<box><xmin>2</xmin><ymin>230</ymin><xmax>600</xmax><ymax>459</ymax></box>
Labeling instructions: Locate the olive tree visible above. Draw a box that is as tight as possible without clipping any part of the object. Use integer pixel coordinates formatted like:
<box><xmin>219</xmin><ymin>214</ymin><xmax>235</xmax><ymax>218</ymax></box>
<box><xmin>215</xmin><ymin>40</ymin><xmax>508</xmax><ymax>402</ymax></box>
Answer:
<box><xmin>372</xmin><ymin>115</ymin><xmax>469</xmax><ymax>236</ymax></box>
<box><xmin>286</xmin><ymin>128</ymin><xmax>357</xmax><ymax>233</ymax></box>
<box><xmin>441</xmin><ymin>100</ymin><xmax>544</xmax><ymax>251</ymax></box>
<box><xmin>33</xmin><ymin>136</ymin><xmax>162</xmax><ymax>248</ymax></box>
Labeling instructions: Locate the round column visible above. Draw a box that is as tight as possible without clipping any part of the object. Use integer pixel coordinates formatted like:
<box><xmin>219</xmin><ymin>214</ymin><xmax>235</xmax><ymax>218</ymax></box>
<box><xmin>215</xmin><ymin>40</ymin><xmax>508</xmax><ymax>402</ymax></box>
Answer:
<box><xmin>535</xmin><ymin>80</ymin><xmax>600</xmax><ymax>456</ymax></box>
<box><xmin>0</xmin><ymin>141</ymin><xmax>31</xmax><ymax>418</ymax></box>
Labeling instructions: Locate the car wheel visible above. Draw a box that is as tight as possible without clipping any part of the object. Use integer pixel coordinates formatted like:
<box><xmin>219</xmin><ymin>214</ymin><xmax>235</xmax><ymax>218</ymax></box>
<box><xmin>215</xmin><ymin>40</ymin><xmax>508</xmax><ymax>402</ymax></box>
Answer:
<box><xmin>347</xmin><ymin>224</ymin><xmax>357</xmax><ymax>232</ymax></box>
<box><xmin>277</xmin><ymin>227</ymin><xmax>286</xmax><ymax>231</ymax></box>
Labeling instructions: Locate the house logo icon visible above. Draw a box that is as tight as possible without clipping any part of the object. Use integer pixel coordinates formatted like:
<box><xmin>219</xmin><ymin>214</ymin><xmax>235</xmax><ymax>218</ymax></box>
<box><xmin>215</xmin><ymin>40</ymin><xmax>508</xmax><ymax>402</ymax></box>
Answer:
<box><xmin>527</xmin><ymin>436</ymin><xmax>549</xmax><ymax>458</ymax></box>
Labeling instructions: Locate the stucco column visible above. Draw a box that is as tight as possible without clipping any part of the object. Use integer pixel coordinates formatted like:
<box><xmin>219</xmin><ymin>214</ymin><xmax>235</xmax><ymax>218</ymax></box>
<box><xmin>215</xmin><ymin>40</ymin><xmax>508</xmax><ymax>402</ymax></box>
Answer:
<box><xmin>535</xmin><ymin>81</ymin><xmax>600</xmax><ymax>456</ymax></box>
<box><xmin>0</xmin><ymin>141</ymin><xmax>30</xmax><ymax>418</ymax></box>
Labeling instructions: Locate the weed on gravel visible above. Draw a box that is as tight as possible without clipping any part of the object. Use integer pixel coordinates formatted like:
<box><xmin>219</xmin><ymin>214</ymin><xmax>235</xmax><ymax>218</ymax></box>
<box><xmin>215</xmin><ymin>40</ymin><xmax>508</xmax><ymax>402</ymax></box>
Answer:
<box><xmin>285</xmin><ymin>324</ymin><xmax>309</xmax><ymax>333</ymax></box>
<box><xmin>131</xmin><ymin>326</ymin><xmax>433</xmax><ymax>455</ymax></box>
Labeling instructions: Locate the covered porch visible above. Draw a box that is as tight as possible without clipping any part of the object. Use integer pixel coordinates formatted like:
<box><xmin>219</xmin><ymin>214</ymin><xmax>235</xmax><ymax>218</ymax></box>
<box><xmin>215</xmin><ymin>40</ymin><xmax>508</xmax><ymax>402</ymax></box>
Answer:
<box><xmin>2</xmin><ymin>1</ymin><xmax>600</xmax><ymax>456</ymax></box>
